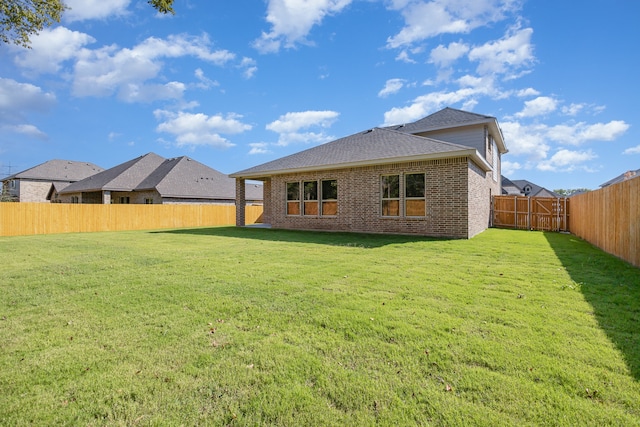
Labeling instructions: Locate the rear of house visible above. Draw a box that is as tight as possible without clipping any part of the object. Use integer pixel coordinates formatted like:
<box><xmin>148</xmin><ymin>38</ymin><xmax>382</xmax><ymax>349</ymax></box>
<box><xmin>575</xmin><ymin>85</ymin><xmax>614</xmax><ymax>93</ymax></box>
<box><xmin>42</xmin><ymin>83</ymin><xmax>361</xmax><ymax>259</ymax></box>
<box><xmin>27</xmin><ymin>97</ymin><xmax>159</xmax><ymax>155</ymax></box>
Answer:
<box><xmin>232</xmin><ymin>107</ymin><xmax>507</xmax><ymax>239</ymax></box>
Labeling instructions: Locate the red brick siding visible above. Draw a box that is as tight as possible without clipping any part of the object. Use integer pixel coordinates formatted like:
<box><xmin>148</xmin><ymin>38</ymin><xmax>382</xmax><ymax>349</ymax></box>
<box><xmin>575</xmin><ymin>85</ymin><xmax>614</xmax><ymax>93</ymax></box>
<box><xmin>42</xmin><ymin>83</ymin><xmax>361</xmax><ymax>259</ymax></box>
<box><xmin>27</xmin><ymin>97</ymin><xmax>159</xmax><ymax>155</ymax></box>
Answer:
<box><xmin>266</xmin><ymin>157</ymin><xmax>492</xmax><ymax>238</ymax></box>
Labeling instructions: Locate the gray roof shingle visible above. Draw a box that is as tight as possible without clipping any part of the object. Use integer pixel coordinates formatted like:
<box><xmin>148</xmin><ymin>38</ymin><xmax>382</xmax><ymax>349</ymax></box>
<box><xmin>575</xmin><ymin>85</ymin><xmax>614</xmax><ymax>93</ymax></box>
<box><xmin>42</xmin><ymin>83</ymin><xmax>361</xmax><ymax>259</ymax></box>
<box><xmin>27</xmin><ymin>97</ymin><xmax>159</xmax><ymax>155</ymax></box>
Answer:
<box><xmin>231</xmin><ymin>127</ymin><xmax>489</xmax><ymax>178</ymax></box>
<box><xmin>387</xmin><ymin>107</ymin><xmax>497</xmax><ymax>134</ymax></box>
<box><xmin>4</xmin><ymin>159</ymin><xmax>104</xmax><ymax>182</ymax></box>
<box><xmin>60</xmin><ymin>152</ymin><xmax>166</xmax><ymax>193</ymax></box>
<box><xmin>60</xmin><ymin>152</ymin><xmax>263</xmax><ymax>201</ymax></box>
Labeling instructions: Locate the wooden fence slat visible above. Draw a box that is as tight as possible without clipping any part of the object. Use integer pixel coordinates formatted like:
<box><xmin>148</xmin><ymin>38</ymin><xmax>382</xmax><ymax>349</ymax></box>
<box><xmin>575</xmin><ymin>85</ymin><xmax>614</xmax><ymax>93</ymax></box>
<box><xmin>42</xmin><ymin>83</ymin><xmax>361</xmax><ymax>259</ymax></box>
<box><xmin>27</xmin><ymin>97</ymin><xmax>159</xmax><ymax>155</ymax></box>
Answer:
<box><xmin>0</xmin><ymin>204</ymin><xmax>263</xmax><ymax>237</ymax></box>
<box><xmin>492</xmin><ymin>196</ymin><xmax>569</xmax><ymax>232</ymax></box>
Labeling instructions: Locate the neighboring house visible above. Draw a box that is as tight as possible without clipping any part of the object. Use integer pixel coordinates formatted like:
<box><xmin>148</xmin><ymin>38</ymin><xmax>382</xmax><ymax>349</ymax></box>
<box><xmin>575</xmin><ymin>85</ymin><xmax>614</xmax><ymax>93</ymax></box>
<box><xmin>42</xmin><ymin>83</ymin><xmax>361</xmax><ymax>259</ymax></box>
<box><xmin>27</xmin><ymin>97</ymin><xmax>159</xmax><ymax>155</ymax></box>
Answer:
<box><xmin>501</xmin><ymin>177</ymin><xmax>561</xmax><ymax>198</ymax></box>
<box><xmin>231</xmin><ymin>107</ymin><xmax>508</xmax><ymax>239</ymax></box>
<box><xmin>600</xmin><ymin>168</ymin><xmax>640</xmax><ymax>188</ymax></box>
<box><xmin>1</xmin><ymin>159</ymin><xmax>104</xmax><ymax>202</ymax></box>
<box><xmin>56</xmin><ymin>152</ymin><xmax>263</xmax><ymax>205</ymax></box>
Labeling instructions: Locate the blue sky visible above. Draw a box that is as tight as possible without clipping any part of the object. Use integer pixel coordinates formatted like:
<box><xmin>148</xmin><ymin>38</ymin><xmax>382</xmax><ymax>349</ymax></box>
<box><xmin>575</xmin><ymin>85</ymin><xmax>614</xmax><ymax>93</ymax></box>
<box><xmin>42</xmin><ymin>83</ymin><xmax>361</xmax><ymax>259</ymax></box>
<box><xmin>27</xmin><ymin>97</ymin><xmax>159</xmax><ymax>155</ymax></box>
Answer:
<box><xmin>1</xmin><ymin>0</ymin><xmax>638</xmax><ymax>191</ymax></box>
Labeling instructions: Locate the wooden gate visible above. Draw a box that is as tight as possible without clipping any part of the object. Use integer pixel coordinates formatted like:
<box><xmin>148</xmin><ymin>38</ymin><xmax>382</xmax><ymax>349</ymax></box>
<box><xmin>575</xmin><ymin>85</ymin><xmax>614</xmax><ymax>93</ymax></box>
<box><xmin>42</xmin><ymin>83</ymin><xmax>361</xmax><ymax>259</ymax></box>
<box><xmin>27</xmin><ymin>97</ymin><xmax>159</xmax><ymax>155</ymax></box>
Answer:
<box><xmin>492</xmin><ymin>196</ymin><xmax>570</xmax><ymax>232</ymax></box>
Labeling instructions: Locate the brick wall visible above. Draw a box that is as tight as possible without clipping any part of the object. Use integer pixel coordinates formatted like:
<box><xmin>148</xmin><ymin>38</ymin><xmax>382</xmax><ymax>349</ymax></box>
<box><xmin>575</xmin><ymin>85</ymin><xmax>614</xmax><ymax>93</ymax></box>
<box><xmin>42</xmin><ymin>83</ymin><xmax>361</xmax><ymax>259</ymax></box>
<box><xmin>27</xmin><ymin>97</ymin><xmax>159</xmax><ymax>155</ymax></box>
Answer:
<box><xmin>266</xmin><ymin>157</ymin><xmax>493</xmax><ymax>238</ymax></box>
<box><xmin>16</xmin><ymin>180</ymin><xmax>56</xmax><ymax>202</ymax></box>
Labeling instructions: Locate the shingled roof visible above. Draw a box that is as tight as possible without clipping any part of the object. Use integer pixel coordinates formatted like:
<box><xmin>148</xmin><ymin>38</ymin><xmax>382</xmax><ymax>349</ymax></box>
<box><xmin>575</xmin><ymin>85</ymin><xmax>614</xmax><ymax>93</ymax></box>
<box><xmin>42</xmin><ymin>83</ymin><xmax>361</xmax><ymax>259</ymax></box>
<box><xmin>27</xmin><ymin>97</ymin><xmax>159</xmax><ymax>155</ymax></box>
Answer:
<box><xmin>60</xmin><ymin>152</ymin><xmax>262</xmax><ymax>201</ymax></box>
<box><xmin>60</xmin><ymin>152</ymin><xmax>166</xmax><ymax>193</ymax></box>
<box><xmin>4</xmin><ymin>159</ymin><xmax>104</xmax><ymax>181</ymax></box>
<box><xmin>137</xmin><ymin>156</ymin><xmax>239</xmax><ymax>199</ymax></box>
<box><xmin>231</xmin><ymin>127</ymin><xmax>491</xmax><ymax>179</ymax></box>
<box><xmin>386</xmin><ymin>107</ymin><xmax>507</xmax><ymax>154</ymax></box>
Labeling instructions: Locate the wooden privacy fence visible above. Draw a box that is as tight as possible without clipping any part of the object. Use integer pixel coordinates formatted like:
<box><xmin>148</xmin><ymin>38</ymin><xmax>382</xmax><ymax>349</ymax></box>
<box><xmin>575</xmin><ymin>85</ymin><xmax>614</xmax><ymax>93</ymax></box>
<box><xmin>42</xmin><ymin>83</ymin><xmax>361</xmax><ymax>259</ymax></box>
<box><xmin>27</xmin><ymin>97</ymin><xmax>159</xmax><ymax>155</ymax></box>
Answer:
<box><xmin>570</xmin><ymin>176</ymin><xmax>640</xmax><ymax>268</ymax></box>
<box><xmin>0</xmin><ymin>203</ymin><xmax>263</xmax><ymax>237</ymax></box>
<box><xmin>492</xmin><ymin>196</ymin><xmax>569</xmax><ymax>232</ymax></box>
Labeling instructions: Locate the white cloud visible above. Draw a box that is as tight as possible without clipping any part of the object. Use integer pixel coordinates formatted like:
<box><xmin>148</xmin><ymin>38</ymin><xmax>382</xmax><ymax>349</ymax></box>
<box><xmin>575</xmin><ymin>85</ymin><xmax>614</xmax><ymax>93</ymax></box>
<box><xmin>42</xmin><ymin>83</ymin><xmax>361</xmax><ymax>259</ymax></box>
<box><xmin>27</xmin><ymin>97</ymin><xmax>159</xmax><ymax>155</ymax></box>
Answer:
<box><xmin>0</xmin><ymin>78</ymin><xmax>55</xmax><ymax>137</ymax></box>
<box><xmin>194</xmin><ymin>68</ymin><xmax>219</xmax><ymax>89</ymax></box>
<box><xmin>515</xmin><ymin>96</ymin><xmax>557</xmax><ymax>118</ymax></box>
<box><xmin>516</xmin><ymin>88</ymin><xmax>540</xmax><ymax>97</ymax></box>
<box><xmin>501</xmin><ymin>160</ymin><xmax>522</xmax><ymax>176</ymax></box>
<box><xmin>266</xmin><ymin>110</ymin><xmax>339</xmax><ymax>146</ymax></box>
<box><xmin>13</xmin><ymin>27</ymin><xmax>95</xmax><ymax>73</ymax></box>
<box><xmin>468</xmin><ymin>27</ymin><xmax>534</xmax><ymax>76</ymax></box>
<box><xmin>378</xmin><ymin>79</ymin><xmax>406</xmax><ymax>98</ymax></box>
<box><xmin>500</xmin><ymin>121</ymin><xmax>551</xmax><ymax>160</ymax></box>
<box><xmin>0</xmin><ymin>78</ymin><xmax>53</xmax><ymax>140</ymax></box>
<box><xmin>154</xmin><ymin>110</ymin><xmax>251</xmax><ymax>148</ymax></box>
<box><xmin>537</xmin><ymin>149</ymin><xmax>597</xmax><ymax>172</ymax></box>
<box><xmin>253</xmin><ymin>0</ymin><xmax>352</xmax><ymax>53</ymax></box>
<box><xmin>386</xmin><ymin>0</ymin><xmax>519</xmax><ymax>48</ymax></box>
<box><xmin>429</xmin><ymin>41</ymin><xmax>469</xmax><ymax>67</ymax></box>
<box><xmin>248</xmin><ymin>142</ymin><xmax>271</xmax><ymax>155</ymax></box>
<box><xmin>64</xmin><ymin>0</ymin><xmax>131</xmax><ymax>22</ymax></box>
<box><xmin>0</xmin><ymin>78</ymin><xmax>56</xmax><ymax>114</ymax></box>
<box><xmin>72</xmin><ymin>34</ymin><xmax>235</xmax><ymax>102</ymax></box>
<box><xmin>623</xmin><ymin>145</ymin><xmax>640</xmax><ymax>155</ymax></box>
<box><xmin>561</xmin><ymin>103</ymin><xmax>585</xmax><ymax>116</ymax></box>
<box><xmin>546</xmin><ymin>120</ymin><xmax>629</xmax><ymax>145</ymax></box>
<box><xmin>395</xmin><ymin>50</ymin><xmax>417</xmax><ymax>63</ymax></box>
<box><xmin>382</xmin><ymin>83</ymin><xmax>495</xmax><ymax>125</ymax></box>
<box><xmin>2</xmin><ymin>124</ymin><xmax>48</xmax><ymax>140</ymax></box>
<box><xmin>239</xmin><ymin>57</ymin><xmax>258</xmax><ymax>79</ymax></box>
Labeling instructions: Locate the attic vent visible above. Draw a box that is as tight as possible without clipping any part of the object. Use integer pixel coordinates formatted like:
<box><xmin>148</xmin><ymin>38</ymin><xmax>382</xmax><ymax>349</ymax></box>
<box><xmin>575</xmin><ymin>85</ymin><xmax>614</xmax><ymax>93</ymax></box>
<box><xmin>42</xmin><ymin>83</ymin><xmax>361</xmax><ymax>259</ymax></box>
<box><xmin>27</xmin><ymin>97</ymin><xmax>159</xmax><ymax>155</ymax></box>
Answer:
<box><xmin>363</xmin><ymin>129</ymin><xmax>374</xmax><ymax>134</ymax></box>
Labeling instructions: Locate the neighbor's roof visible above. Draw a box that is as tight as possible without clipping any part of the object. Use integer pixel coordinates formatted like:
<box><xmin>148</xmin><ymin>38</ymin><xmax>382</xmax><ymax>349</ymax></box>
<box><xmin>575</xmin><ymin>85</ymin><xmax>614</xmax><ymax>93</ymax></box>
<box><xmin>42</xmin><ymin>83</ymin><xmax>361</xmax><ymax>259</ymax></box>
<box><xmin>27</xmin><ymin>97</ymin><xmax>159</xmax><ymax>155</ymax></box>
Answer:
<box><xmin>231</xmin><ymin>127</ymin><xmax>491</xmax><ymax>179</ymax></box>
<box><xmin>60</xmin><ymin>152</ymin><xmax>166</xmax><ymax>193</ymax></box>
<box><xmin>511</xmin><ymin>179</ymin><xmax>561</xmax><ymax>198</ymax></box>
<box><xmin>387</xmin><ymin>107</ymin><xmax>508</xmax><ymax>154</ymax></box>
<box><xmin>137</xmin><ymin>156</ymin><xmax>264</xmax><ymax>200</ymax></box>
<box><xmin>599</xmin><ymin>168</ymin><xmax>640</xmax><ymax>188</ymax></box>
<box><xmin>3</xmin><ymin>159</ymin><xmax>104</xmax><ymax>182</ymax></box>
<box><xmin>60</xmin><ymin>152</ymin><xmax>263</xmax><ymax>201</ymax></box>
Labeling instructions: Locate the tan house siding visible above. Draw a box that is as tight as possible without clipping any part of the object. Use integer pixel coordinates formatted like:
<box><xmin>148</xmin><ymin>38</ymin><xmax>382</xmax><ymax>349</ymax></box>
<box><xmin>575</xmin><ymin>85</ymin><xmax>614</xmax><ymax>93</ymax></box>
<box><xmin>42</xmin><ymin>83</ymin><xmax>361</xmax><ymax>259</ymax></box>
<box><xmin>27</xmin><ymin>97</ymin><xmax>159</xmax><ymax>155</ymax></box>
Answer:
<box><xmin>14</xmin><ymin>180</ymin><xmax>61</xmax><ymax>202</ymax></box>
<box><xmin>266</xmin><ymin>157</ymin><xmax>484</xmax><ymax>238</ymax></box>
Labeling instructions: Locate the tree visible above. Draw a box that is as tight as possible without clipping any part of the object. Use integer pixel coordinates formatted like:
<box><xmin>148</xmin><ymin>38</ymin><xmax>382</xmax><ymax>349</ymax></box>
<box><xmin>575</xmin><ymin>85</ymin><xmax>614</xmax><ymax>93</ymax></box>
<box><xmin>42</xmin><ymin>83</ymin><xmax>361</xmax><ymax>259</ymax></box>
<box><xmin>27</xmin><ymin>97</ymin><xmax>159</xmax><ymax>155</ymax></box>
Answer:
<box><xmin>0</xmin><ymin>0</ymin><xmax>174</xmax><ymax>48</ymax></box>
<box><xmin>553</xmin><ymin>188</ymin><xmax>591</xmax><ymax>197</ymax></box>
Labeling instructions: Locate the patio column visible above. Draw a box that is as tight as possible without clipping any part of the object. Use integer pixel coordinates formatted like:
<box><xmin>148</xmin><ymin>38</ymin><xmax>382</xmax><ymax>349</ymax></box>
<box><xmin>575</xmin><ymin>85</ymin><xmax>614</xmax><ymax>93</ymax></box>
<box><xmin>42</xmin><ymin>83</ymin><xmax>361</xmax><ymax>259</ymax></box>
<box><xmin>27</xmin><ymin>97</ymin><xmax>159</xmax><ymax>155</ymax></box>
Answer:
<box><xmin>236</xmin><ymin>178</ymin><xmax>246</xmax><ymax>226</ymax></box>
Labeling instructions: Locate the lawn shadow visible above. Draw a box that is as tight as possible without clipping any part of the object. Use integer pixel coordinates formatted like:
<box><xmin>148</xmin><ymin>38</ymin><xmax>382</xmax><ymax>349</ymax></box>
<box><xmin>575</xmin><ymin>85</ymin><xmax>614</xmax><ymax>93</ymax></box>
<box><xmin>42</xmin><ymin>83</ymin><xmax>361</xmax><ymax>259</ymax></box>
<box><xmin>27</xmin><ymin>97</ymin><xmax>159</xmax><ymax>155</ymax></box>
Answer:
<box><xmin>152</xmin><ymin>226</ymin><xmax>449</xmax><ymax>249</ymax></box>
<box><xmin>544</xmin><ymin>232</ymin><xmax>640</xmax><ymax>381</ymax></box>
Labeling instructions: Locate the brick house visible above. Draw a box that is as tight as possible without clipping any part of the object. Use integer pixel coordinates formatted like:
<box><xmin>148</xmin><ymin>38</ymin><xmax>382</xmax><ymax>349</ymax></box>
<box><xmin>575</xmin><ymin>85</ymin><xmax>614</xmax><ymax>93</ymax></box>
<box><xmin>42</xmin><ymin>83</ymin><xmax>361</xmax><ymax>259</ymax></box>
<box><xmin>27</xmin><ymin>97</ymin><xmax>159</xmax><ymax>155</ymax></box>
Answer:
<box><xmin>1</xmin><ymin>159</ymin><xmax>104</xmax><ymax>202</ymax></box>
<box><xmin>56</xmin><ymin>152</ymin><xmax>263</xmax><ymax>205</ymax></box>
<box><xmin>231</xmin><ymin>107</ymin><xmax>508</xmax><ymax>239</ymax></box>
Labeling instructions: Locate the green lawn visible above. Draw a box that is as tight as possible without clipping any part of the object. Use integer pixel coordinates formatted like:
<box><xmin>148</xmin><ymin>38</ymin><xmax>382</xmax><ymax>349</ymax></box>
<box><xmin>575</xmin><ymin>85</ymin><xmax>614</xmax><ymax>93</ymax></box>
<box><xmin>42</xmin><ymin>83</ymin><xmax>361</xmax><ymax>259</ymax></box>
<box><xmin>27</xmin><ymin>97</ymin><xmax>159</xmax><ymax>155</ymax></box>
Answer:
<box><xmin>1</xmin><ymin>227</ymin><xmax>639</xmax><ymax>426</ymax></box>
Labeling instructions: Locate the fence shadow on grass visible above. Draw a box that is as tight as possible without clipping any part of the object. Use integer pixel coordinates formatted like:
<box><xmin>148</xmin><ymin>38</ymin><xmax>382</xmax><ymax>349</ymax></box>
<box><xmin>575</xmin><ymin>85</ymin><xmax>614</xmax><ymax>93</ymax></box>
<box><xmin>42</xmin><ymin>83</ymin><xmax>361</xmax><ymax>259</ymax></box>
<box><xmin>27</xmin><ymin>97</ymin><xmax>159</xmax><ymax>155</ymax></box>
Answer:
<box><xmin>152</xmin><ymin>226</ymin><xmax>447</xmax><ymax>249</ymax></box>
<box><xmin>544</xmin><ymin>232</ymin><xmax>640</xmax><ymax>381</ymax></box>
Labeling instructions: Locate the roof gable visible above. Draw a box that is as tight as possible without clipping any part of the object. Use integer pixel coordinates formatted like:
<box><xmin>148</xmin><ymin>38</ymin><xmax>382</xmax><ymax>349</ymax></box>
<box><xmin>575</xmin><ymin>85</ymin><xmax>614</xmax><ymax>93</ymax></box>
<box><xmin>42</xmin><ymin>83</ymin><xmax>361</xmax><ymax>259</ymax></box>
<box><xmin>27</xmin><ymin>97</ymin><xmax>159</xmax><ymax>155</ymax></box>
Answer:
<box><xmin>392</xmin><ymin>107</ymin><xmax>496</xmax><ymax>133</ymax></box>
<box><xmin>61</xmin><ymin>153</ymin><xmax>166</xmax><ymax>193</ymax></box>
<box><xmin>138</xmin><ymin>156</ymin><xmax>236</xmax><ymax>199</ymax></box>
<box><xmin>388</xmin><ymin>107</ymin><xmax>507</xmax><ymax>155</ymax></box>
<box><xmin>4</xmin><ymin>159</ymin><xmax>103</xmax><ymax>182</ymax></box>
<box><xmin>231</xmin><ymin>127</ymin><xmax>489</xmax><ymax>178</ymax></box>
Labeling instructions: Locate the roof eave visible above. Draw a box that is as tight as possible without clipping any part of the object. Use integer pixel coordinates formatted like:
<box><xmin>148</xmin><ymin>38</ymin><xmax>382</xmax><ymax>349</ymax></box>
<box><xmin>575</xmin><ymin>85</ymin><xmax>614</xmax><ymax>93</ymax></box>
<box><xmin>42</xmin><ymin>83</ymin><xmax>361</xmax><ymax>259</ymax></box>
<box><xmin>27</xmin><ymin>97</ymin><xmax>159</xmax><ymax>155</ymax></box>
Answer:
<box><xmin>231</xmin><ymin>149</ymin><xmax>492</xmax><ymax>179</ymax></box>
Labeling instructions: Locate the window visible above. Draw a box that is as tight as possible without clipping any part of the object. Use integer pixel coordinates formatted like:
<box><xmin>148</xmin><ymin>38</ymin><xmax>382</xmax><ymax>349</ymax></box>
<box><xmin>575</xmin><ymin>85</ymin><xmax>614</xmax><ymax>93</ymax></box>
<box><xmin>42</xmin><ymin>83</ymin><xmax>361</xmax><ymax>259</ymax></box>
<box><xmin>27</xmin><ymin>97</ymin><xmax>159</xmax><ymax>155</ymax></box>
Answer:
<box><xmin>119</xmin><ymin>196</ymin><xmax>130</xmax><ymax>204</ymax></box>
<box><xmin>144</xmin><ymin>198</ymin><xmax>154</xmax><ymax>204</ymax></box>
<box><xmin>321</xmin><ymin>179</ymin><xmax>338</xmax><ymax>216</ymax></box>
<box><xmin>303</xmin><ymin>181</ymin><xmax>318</xmax><ymax>215</ymax></box>
<box><xmin>381</xmin><ymin>175</ymin><xmax>400</xmax><ymax>216</ymax></box>
<box><xmin>71</xmin><ymin>196</ymin><xmax>79</xmax><ymax>204</ymax></box>
<box><xmin>405</xmin><ymin>173</ymin><xmax>426</xmax><ymax>216</ymax></box>
<box><xmin>286</xmin><ymin>182</ymin><xmax>300</xmax><ymax>215</ymax></box>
